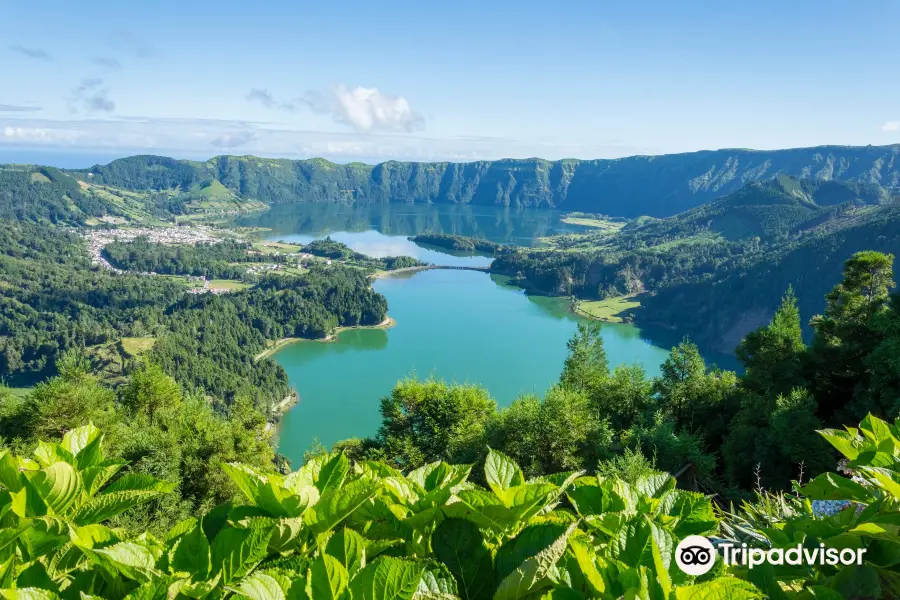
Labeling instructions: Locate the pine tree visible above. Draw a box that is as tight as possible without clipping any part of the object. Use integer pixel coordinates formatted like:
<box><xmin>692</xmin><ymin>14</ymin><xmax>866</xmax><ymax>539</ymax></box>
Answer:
<box><xmin>809</xmin><ymin>251</ymin><xmax>895</xmax><ymax>422</ymax></box>
<box><xmin>736</xmin><ymin>286</ymin><xmax>806</xmax><ymax>398</ymax></box>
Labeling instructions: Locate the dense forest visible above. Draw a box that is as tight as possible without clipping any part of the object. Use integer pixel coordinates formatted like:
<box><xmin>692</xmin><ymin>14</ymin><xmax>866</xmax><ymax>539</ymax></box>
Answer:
<box><xmin>0</xmin><ymin>164</ymin><xmax>184</xmax><ymax>225</ymax></box>
<box><xmin>410</xmin><ymin>232</ymin><xmax>506</xmax><ymax>254</ymax></box>
<box><xmin>67</xmin><ymin>144</ymin><xmax>900</xmax><ymax>216</ymax></box>
<box><xmin>0</xmin><ymin>219</ymin><xmax>388</xmax><ymax>412</ymax></box>
<box><xmin>302</xmin><ymin>237</ymin><xmax>426</xmax><ymax>270</ymax></box>
<box><xmin>1</xmin><ymin>249</ymin><xmax>899</xmax><ymax>597</ymax></box>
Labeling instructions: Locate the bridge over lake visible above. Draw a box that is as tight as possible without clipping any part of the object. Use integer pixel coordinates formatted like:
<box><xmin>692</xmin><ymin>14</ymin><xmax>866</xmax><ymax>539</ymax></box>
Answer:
<box><xmin>373</xmin><ymin>264</ymin><xmax>492</xmax><ymax>278</ymax></box>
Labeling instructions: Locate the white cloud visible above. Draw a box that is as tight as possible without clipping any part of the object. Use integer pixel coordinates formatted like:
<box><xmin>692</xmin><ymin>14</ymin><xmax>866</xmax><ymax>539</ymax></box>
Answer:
<box><xmin>0</xmin><ymin>104</ymin><xmax>41</xmax><ymax>112</ymax></box>
<box><xmin>0</xmin><ymin>115</ymin><xmax>653</xmax><ymax>163</ymax></box>
<box><xmin>883</xmin><ymin>121</ymin><xmax>900</xmax><ymax>132</ymax></box>
<box><xmin>4</xmin><ymin>126</ymin><xmax>82</xmax><ymax>143</ymax></box>
<box><xmin>302</xmin><ymin>84</ymin><xmax>425</xmax><ymax>133</ymax></box>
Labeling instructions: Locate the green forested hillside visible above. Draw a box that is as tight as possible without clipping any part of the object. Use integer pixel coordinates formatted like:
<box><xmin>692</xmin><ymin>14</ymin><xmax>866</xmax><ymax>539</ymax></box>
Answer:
<box><xmin>490</xmin><ymin>176</ymin><xmax>900</xmax><ymax>350</ymax></box>
<box><xmin>70</xmin><ymin>144</ymin><xmax>900</xmax><ymax>217</ymax></box>
<box><xmin>0</xmin><ymin>219</ymin><xmax>387</xmax><ymax>411</ymax></box>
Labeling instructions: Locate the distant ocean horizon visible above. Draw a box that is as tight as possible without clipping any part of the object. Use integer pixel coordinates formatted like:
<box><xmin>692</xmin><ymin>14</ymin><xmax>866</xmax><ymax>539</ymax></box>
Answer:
<box><xmin>0</xmin><ymin>147</ymin><xmax>390</xmax><ymax>169</ymax></box>
<box><xmin>0</xmin><ymin>148</ymin><xmax>197</xmax><ymax>169</ymax></box>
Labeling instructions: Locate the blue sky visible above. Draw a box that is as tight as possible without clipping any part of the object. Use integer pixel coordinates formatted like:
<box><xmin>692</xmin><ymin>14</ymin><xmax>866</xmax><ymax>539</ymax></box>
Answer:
<box><xmin>2</xmin><ymin>0</ymin><xmax>899</xmax><ymax>164</ymax></box>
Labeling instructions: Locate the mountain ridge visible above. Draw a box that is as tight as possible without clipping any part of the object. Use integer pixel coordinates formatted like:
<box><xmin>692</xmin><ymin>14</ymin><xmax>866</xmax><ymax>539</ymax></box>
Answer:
<box><xmin>67</xmin><ymin>143</ymin><xmax>900</xmax><ymax>217</ymax></box>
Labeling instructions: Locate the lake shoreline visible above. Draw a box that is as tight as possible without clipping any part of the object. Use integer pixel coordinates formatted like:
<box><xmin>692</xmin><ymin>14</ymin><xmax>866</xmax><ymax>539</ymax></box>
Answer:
<box><xmin>255</xmin><ymin>315</ymin><xmax>397</xmax><ymax>361</ymax></box>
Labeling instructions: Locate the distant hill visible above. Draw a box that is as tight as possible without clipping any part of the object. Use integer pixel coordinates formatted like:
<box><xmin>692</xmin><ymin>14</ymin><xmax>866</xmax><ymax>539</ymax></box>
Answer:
<box><xmin>488</xmin><ymin>174</ymin><xmax>900</xmax><ymax>353</ymax></box>
<box><xmin>642</xmin><ymin>200</ymin><xmax>900</xmax><ymax>352</ymax></box>
<box><xmin>621</xmin><ymin>174</ymin><xmax>891</xmax><ymax>242</ymax></box>
<box><xmin>68</xmin><ymin>144</ymin><xmax>900</xmax><ymax>217</ymax></box>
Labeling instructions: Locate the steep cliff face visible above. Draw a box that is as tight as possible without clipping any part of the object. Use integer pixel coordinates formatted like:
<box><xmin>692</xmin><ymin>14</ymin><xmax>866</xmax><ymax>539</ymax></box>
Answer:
<box><xmin>74</xmin><ymin>144</ymin><xmax>900</xmax><ymax>217</ymax></box>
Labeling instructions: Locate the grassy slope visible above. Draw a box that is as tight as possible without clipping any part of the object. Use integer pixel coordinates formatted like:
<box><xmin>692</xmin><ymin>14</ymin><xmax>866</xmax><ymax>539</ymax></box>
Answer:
<box><xmin>576</xmin><ymin>295</ymin><xmax>642</xmax><ymax>322</ymax></box>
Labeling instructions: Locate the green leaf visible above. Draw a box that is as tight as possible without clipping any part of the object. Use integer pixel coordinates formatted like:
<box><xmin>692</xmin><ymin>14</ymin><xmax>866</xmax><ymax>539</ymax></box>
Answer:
<box><xmin>0</xmin><ymin>451</ymin><xmax>23</xmax><ymax>492</ymax></box>
<box><xmin>26</xmin><ymin>462</ymin><xmax>82</xmax><ymax>516</ymax></box>
<box><xmin>859</xmin><ymin>414</ymin><xmax>895</xmax><ymax>445</ymax></box>
<box><xmin>612</xmin><ymin>516</ymin><xmax>674</xmax><ymax>574</ymax></box>
<box><xmin>859</xmin><ymin>466</ymin><xmax>900</xmax><ymax>499</ymax></box>
<box><xmin>492</xmin><ymin>523</ymin><xmax>575</xmax><ymax>600</ymax></box>
<box><xmin>93</xmin><ymin>542</ymin><xmax>160</xmax><ymax>582</ymax></box>
<box><xmin>830</xmin><ymin>564</ymin><xmax>881</xmax><ymax>599</ymax></box>
<box><xmin>818</xmin><ymin>429</ymin><xmax>862</xmax><ymax>460</ymax></box>
<box><xmin>634</xmin><ymin>473</ymin><xmax>675</xmax><ymax>499</ymax></box>
<box><xmin>649</xmin><ymin>534</ymin><xmax>671</xmax><ymax>599</ymax></box>
<box><xmin>122</xmin><ymin>580</ymin><xmax>170</xmax><ymax>600</ymax></box>
<box><xmin>325</xmin><ymin>529</ymin><xmax>366</xmax><ymax>576</ymax></box>
<box><xmin>169</xmin><ymin>522</ymin><xmax>211</xmax><ymax>578</ymax></box>
<box><xmin>315</xmin><ymin>454</ymin><xmax>349</xmax><ymax>495</ymax></box>
<box><xmin>168</xmin><ymin>574</ymin><xmax>222</xmax><ymax>599</ymax></box>
<box><xmin>73</xmin><ymin>490</ymin><xmax>168</xmax><ymax>525</ymax></box>
<box><xmin>0</xmin><ymin>554</ymin><xmax>17</xmax><ymax>589</ymax></box>
<box><xmin>566</xmin><ymin>484</ymin><xmax>609</xmax><ymax>517</ymax></box>
<box><xmin>306</xmin><ymin>478</ymin><xmax>380</xmax><ymax>535</ymax></box>
<box><xmin>349</xmin><ymin>557</ymin><xmax>423</xmax><ymax>600</ymax></box>
<box><xmin>81</xmin><ymin>461</ymin><xmax>126</xmax><ymax>497</ymax></box>
<box><xmin>222</xmin><ymin>463</ymin><xmax>290</xmax><ymax>518</ymax></box>
<box><xmin>667</xmin><ymin>491</ymin><xmax>717</xmax><ymax>537</ymax></box>
<box><xmin>567</xmin><ymin>533</ymin><xmax>606</xmax><ymax>596</ymax></box>
<box><xmin>799</xmin><ymin>472</ymin><xmax>873</xmax><ymax>503</ymax></box>
<box><xmin>61</xmin><ymin>423</ymin><xmax>101</xmax><ymax>457</ymax></box>
<box><xmin>210</xmin><ymin>526</ymin><xmax>273</xmax><ymax>585</ymax></box>
<box><xmin>414</xmin><ymin>563</ymin><xmax>458</xmax><ymax>600</ymax></box>
<box><xmin>431</xmin><ymin>519</ymin><xmax>493</xmax><ymax>600</ymax></box>
<box><xmin>448</xmin><ymin>490</ymin><xmax>518</xmax><ymax>534</ymax></box>
<box><xmin>232</xmin><ymin>572</ymin><xmax>287</xmax><ymax>600</ymax></box>
<box><xmin>33</xmin><ymin>442</ymin><xmax>74</xmax><ymax>468</ymax></box>
<box><xmin>495</xmin><ymin>523</ymin><xmax>569</xmax><ymax>583</ymax></box>
<box><xmin>308</xmin><ymin>555</ymin><xmax>349</xmax><ymax>600</ymax></box>
<box><xmin>673</xmin><ymin>578</ymin><xmax>765</xmax><ymax>599</ymax></box>
<box><xmin>0</xmin><ymin>589</ymin><xmax>59</xmax><ymax>600</ymax></box>
<box><xmin>69</xmin><ymin>523</ymin><xmax>119</xmax><ymax>548</ymax></box>
<box><xmin>267</xmin><ymin>518</ymin><xmax>306</xmax><ymax>554</ymax></box>
<box><xmin>484</xmin><ymin>449</ymin><xmax>524</xmax><ymax>498</ymax></box>
<box><xmin>16</xmin><ymin>562</ymin><xmax>58</xmax><ymax>594</ymax></box>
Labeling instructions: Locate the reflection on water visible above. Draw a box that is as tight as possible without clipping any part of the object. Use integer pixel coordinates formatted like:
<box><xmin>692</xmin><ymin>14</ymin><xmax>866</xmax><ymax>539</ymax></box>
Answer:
<box><xmin>233</xmin><ymin>203</ymin><xmax>587</xmax><ymax>246</ymax></box>
<box><xmin>232</xmin><ymin>203</ymin><xmax>588</xmax><ymax>267</ymax></box>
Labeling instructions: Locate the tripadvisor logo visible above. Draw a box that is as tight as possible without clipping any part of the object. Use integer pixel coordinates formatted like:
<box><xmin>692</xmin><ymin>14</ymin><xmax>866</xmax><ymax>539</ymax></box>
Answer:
<box><xmin>675</xmin><ymin>536</ymin><xmax>716</xmax><ymax>575</ymax></box>
<box><xmin>675</xmin><ymin>535</ymin><xmax>867</xmax><ymax>575</ymax></box>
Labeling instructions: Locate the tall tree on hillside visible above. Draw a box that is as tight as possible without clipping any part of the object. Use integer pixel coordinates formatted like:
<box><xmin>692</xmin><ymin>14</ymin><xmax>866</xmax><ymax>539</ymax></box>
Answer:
<box><xmin>809</xmin><ymin>251</ymin><xmax>895</xmax><ymax>422</ymax></box>
<box><xmin>121</xmin><ymin>362</ymin><xmax>183</xmax><ymax>425</ymax></box>
<box><xmin>737</xmin><ymin>286</ymin><xmax>806</xmax><ymax>398</ymax></box>
<box><xmin>652</xmin><ymin>339</ymin><xmax>706</xmax><ymax>426</ymax></box>
<box><xmin>560</xmin><ymin>321</ymin><xmax>609</xmax><ymax>396</ymax></box>
<box><xmin>374</xmin><ymin>378</ymin><xmax>496</xmax><ymax>470</ymax></box>
<box><xmin>867</xmin><ymin>294</ymin><xmax>900</xmax><ymax>416</ymax></box>
<box><xmin>652</xmin><ymin>339</ymin><xmax>738</xmax><ymax>449</ymax></box>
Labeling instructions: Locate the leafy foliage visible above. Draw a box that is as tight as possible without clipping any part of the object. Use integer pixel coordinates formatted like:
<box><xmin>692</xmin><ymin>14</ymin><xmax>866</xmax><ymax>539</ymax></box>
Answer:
<box><xmin>724</xmin><ymin>413</ymin><xmax>900</xmax><ymax>598</ymax></box>
<box><xmin>0</xmin><ymin>432</ymin><xmax>757</xmax><ymax>599</ymax></box>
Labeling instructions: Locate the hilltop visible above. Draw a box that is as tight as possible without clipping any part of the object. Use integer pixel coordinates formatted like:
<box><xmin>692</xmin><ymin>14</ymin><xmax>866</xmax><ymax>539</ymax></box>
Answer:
<box><xmin>60</xmin><ymin>143</ymin><xmax>900</xmax><ymax>217</ymax></box>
